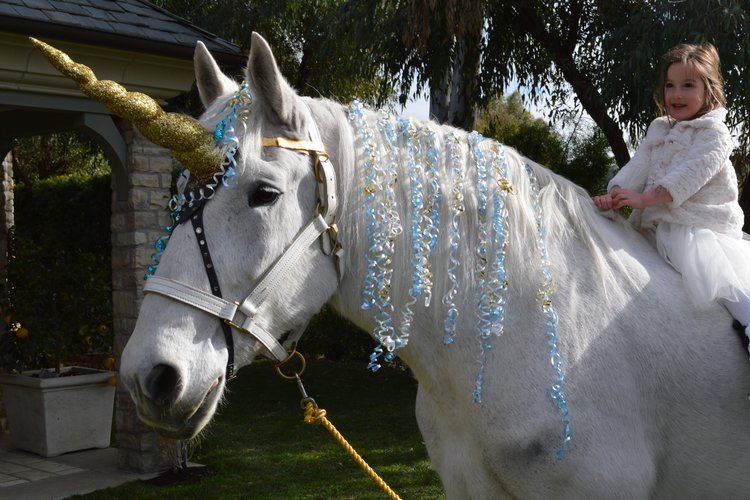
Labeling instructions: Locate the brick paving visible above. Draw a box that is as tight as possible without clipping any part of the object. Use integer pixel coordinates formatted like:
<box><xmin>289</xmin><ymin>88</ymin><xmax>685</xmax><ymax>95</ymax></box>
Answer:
<box><xmin>0</xmin><ymin>449</ymin><xmax>86</xmax><ymax>488</ymax></box>
<box><xmin>0</xmin><ymin>434</ymin><xmax>157</xmax><ymax>500</ymax></box>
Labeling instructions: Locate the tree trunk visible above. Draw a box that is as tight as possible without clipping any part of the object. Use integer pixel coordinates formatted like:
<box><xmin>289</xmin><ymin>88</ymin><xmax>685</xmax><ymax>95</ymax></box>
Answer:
<box><xmin>429</xmin><ymin>31</ymin><xmax>482</xmax><ymax>131</ymax></box>
<box><xmin>446</xmin><ymin>38</ymin><xmax>471</xmax><ymax>129</ymax></box>
<box><xmin>429</xmin><ymin>65</ymin><xmax>451</xmax><ymax>123</ymax></box>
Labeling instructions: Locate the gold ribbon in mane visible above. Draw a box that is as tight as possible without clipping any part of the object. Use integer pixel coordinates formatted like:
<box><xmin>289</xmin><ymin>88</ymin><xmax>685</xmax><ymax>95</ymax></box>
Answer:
<box><xmin>30</xmin><ymin>37</ymin><xmax>221</xmax><ymax>183</ymax></box>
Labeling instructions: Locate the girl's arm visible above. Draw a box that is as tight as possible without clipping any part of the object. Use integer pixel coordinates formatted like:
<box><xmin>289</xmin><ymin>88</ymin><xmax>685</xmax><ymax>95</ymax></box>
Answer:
<box><xmin>609</xmin><ymin>185</ymin><xmax>672</xmax><ymax>209</ymax></box>
<box><xmin>606</xmin><ymin>119</ymin><xmax>666</xmax><ymax>193</ymax></box>
<box><xmin>656</xmin><ymin>125</ymin><xmax>733</xmax><ymax>207</ymax></box>
<box><xmin>593</xmin><ymin>119</ymin><xmax>664</xmax><ymax>211</ymax></box>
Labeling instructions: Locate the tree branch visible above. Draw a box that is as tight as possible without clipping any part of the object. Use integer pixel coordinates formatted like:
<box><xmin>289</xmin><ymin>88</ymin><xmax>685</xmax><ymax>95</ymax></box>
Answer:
<box><xmin>509</xmin><ymin>0</ymin><xmax>631</xmax><ymax>167</ymax></box>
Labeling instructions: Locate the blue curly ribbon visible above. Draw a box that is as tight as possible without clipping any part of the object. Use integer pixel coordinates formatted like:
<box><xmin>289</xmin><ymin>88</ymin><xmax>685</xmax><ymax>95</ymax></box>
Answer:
<box><xmin>350</xmin><ymin>101</ymin><xmax>402</xmax><ymax>371</ymax></box>
<box><xmin>144</xmin><ymin>83</ymin><xmax>250</xmax><ymax>280</ymax></box>
<box><xmin>441</xmin><ymin>133</ymin><xmax>465</xmax><ymax>346</ymax></box>
<box><xmin>524</xmin><ymin>163</ymin><xmax>571</xmax><ymax>460</ymax></box>
<box><xmin>397</xmin><ymin>117</ymin><xmax>424</xmax><ymax>344</ymax></box>
<box><xmin>468</xmin><ymin>131</ymin><xmax>493</xmax><ymax>403</ymax></box>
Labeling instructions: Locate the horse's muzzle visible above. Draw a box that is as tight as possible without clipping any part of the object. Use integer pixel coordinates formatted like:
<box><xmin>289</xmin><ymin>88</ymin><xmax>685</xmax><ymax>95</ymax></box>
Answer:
<box><xmin>124</xmin><ymin>365</ymin><xmax>224</xmax><ymax>439</ymax></box>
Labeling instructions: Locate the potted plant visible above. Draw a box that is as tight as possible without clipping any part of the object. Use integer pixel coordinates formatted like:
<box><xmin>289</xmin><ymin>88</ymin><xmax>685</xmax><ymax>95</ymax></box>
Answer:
<box><xmin>0</xmin><ymin>311</ymin><xmax>116</xmax><ymax>458</ymax></box>
<box><xmin>0</xmin><ymin>174</ymin><xmax>116</xmax><ymax>457</ymax></box>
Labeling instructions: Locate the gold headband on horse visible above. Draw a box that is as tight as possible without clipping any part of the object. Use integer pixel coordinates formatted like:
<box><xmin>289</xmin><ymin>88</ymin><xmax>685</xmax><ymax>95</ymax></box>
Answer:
<box><xmin>29</xmin><ymin>37</ymin><xmax>222</xmax><ymax>184</ymax></box>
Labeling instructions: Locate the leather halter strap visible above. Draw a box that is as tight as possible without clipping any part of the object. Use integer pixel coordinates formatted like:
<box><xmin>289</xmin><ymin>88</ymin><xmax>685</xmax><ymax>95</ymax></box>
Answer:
<box><xmin>143</xmin><ymin>109</ymin><xmax>343</xmax><ymax>372</ymax></box>
<box><xmin>190</xmin><ymin>208</ymin><xmax>237</xmax><ymax>378</ymax></box>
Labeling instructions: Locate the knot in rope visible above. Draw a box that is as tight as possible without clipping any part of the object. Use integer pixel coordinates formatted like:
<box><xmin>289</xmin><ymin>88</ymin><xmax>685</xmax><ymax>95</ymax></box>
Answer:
<box><xmin>303</xmin><ymin>401</ymin><xmax>327</xmax><ymax>424</ymax></box>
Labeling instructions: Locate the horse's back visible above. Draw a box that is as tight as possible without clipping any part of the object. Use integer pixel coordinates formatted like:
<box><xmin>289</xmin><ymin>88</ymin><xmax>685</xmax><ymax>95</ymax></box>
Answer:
<box><xmin>569</xmin><ymin>217</ymin><xmax>750</xmax><ymax>498</ymax></box>
<box><xmin>428</xmin><ymin>215</ymin><xmax>750</xmax><ymax>499</ymax></box>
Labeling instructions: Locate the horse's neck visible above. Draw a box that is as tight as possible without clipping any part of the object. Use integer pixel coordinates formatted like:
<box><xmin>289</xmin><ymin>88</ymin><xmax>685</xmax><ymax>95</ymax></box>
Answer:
<box><xmin>328</xmin><ymin>104</ymin><xmax>578</xmax><ymax>380</ymax></box>
<box><xmin>326</xmin><ymin>101</ymin><xmax>672</xmax><ymax>395</ymax></box>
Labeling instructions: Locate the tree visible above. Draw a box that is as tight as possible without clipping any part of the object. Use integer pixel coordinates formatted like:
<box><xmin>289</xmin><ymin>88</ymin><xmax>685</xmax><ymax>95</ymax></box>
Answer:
<box><xmin>153</xmin><ymin>0</ymin><xmax>385</xmax><ymax>104</ymax></box>
<box><xmin>153</xmin><ymin>0</ymin><xmax>750</xmax><ymax>224</ymax></box>
<box><xmin>482</xmin><ymin>0</ymin><xmax>638</xmax><ymax>167</ymax></box>
<box><xmin>336</xmin><ymin>1</ymin><xmax>750</xmax><ymax>159</ymax></box>
<box><xmin>334</xmin><ymin>0</ymin><xmax>485</xmax><ymax>128</ymax></box>
<box><xmin>476</xmin><ymin>92</ymin><xmax>613</xmax><ymax>194</ymax></box>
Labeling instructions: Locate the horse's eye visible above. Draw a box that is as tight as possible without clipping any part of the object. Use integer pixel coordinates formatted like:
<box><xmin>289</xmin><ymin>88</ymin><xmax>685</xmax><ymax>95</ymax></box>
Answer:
<box><xmin>248</xmin><ymin>185</ymin><xmax>281</xmax><ymax>207</ymax></box>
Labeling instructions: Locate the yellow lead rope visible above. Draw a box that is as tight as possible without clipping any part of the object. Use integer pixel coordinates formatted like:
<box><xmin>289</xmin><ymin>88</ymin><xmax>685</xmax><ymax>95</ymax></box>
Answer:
<box><xmin>275</xmin><ymin>351</ymin><xmax>401</xmax><ymax>500</ymax></box>
<box><xmin>303</xmin><ymin>400</ymin><xmax>402</xmax><ymax>500</ymax></box>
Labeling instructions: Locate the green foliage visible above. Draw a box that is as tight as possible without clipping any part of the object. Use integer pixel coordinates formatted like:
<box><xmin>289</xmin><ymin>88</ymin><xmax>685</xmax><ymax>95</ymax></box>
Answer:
<box><xmin>1</xmin><ymin>173</ymin><xmax>112</xmax><ymax>372</ymax></box>
<box><xmin>152</xmin><ymin>0</ymin><xmax>386</xmax><ymax>104</ymax></box>
<box><xmin>477</xmin><ymin>92</ymin><xmax>565</xmax><ymax>167</ymax></box>
<box><xmin>299</xmin><ymin>306</ymin><xmax>374</xmax><ymax>362</ymax></box>
<box><xmin>476</xmin><ymin>93</ymin><xmax>613</xmax><ymax>194</ymax></box>
<box><xmin>11</xmin><ymin>132</ymin><xmax>110</xmax><ymax>185</ymax></box>
<box><xmin>331</xmin><ymin>1</ymin><xmax>477</xmax><ymax>107</ymax></box>
<box><xmin>562</xmin><ymin>129</ymin><xmax>614</xmax><ymax>195</ymax></box>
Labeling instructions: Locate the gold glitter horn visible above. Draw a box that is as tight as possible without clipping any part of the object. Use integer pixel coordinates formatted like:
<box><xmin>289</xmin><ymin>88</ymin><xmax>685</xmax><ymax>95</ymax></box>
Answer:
<box><xmin>29</xmin><ymin>37</ymin><xmax>222</xmax><ymax>183</ymax></box>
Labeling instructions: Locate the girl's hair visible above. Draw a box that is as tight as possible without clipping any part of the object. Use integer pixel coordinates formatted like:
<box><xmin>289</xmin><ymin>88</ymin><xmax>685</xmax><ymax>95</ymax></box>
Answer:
<box><xmin>655</xmin><ymin>43</ymin><xmax>726</xmax><ymax>118</ymax></box>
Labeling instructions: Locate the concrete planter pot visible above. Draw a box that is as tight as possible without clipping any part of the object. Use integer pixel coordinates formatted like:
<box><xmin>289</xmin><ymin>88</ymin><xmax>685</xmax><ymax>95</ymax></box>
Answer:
<box><xmin>0</xmin><ymin>367</ymin><xmax>115</xmax><ymax>457</ymax></box>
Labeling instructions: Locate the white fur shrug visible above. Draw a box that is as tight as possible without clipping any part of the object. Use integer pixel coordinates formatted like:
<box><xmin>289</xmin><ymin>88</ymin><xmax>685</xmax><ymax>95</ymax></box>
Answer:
<box><xmin>608</xmin><ymin>108</ymin><xmax>744</xmax><ymax>237</ymax></box>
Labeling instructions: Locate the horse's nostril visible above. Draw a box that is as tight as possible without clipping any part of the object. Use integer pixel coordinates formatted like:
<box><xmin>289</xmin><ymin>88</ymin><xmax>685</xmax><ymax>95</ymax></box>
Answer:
<box><xmin>144</xmin><ymin>363</ymin><xmax>182</xmax><ymax>406</ymax></box>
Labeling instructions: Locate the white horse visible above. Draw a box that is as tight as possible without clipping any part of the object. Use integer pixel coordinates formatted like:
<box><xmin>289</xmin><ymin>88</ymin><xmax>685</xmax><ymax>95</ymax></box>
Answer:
<box><xmin>120</xmin><ymin>33</ymin><xmax>750</xmax><ymax>498</ymax></box>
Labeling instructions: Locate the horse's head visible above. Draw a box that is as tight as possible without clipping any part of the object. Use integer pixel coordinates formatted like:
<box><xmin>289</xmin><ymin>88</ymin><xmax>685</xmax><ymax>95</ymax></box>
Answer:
<box><xmin>119</xmin><ymin>33</ymin><xmax>343</xmax><ymax>438</ymax></box>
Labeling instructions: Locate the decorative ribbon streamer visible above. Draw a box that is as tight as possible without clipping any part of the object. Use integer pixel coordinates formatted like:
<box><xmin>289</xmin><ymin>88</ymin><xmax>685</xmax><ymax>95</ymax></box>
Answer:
<box><xmin>441</xmin><ymin>134</ymin><xmax>465</xmax><ymax>346</ymax></box>
<box><xmin>420</xmin><ymin>127</ymin><xmax>442</xmax><ymax>307</ymax></box>
<box><xmin>469</xmin><ymin>131</ymin><xmax>493</xmax><ymax>403</ymax></box>
<box><xmin>525</xmin><ymin>163</ymin><xmax>571</xmax><ymax>460</ymax></box>
<box><xmin>398</xmin><ymin>117</ymin><xmax>424</xmax><ymax>347</ymax></box>
<box><xmin>350</xmin><ymin>101</ymin><xmax>401</xmax><ymax>371</ymax></box>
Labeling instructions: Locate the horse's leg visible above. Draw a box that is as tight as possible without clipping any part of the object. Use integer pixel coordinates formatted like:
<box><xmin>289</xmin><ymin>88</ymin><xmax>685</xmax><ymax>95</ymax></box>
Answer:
<box><xmin>415</xmin><ymin>385</ymin><xmax>514</xmax><ymax>499</ymax></box>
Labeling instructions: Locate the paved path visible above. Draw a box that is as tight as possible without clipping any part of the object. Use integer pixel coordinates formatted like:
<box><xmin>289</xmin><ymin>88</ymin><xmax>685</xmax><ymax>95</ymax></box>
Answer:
<box><xmin>0</xmin><ymin>435</ymin><xmax>156</xmax><ymax>500</ymax></box>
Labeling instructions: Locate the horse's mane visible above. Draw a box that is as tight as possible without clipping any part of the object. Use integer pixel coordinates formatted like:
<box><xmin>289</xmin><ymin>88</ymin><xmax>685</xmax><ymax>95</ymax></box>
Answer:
<box><xmin>328</xmin><ymin>102</ymin><xmax>616</xmax><ymax>305</ymax></box>
<box><xmin>200</xmin><ymin>89</ymin><xmax>619</xmax><ymax>306</ymax></box>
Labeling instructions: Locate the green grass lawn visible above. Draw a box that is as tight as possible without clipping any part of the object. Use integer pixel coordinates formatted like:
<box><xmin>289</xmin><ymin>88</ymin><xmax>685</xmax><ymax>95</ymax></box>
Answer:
<box><xmin>75</xmin><ymin>359</ymin><xmax>444</xmax><ymax>499</ymax></box>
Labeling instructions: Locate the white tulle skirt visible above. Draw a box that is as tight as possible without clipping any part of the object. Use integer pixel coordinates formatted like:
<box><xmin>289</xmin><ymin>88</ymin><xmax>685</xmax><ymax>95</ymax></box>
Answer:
<box><xmin>654</xmin><ymin>222</ymin><xmax>750</xmax><ymax>309</ymax></box>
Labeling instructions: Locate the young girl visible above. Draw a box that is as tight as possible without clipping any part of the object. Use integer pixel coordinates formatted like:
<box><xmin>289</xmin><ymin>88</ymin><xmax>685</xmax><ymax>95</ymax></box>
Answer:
<box><xmin>593</xmin><ymin>43</ymin><xmax>750</xmax><ymax>352</ymax></box>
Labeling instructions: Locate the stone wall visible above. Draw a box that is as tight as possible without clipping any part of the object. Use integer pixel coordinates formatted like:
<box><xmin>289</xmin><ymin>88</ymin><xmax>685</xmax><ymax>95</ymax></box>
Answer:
<box><xmin>112</xmin><ymin>120</ymin><xmax>179</xmax><ymax>472</ymax></box>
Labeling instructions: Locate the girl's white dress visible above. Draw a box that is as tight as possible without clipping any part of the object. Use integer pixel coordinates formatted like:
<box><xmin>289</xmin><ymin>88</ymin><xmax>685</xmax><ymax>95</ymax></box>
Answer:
<box><xmin>608</xmin><ymin>108</ymin><xmax>750</xmax><ymax>309</ymax></box>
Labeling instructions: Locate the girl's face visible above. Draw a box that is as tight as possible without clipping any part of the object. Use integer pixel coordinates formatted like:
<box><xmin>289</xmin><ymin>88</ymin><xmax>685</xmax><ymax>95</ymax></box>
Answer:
<box><xmin>664</xmin><ymin>62</ymin><xmax>706</xmax><ymax>121</ymax></box>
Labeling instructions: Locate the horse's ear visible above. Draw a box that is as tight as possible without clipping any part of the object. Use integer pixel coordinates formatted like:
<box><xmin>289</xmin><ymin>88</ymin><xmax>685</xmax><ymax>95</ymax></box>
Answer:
<box><xmin>247</xmin><ymin>32</ymin><xmax>298</xmax><ymax>127</ymax></box>
<box><xmin>194</xmin><ymin>41</ymin><xmax>238</xmax><ymax>108</ymax></box>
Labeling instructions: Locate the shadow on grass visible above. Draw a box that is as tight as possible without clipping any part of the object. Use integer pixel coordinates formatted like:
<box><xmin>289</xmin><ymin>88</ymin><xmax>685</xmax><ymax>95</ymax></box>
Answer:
<box><xmin>74</xmin><ymin>359</ymin><xmax>444</xmax><ymax>499</ymax></box>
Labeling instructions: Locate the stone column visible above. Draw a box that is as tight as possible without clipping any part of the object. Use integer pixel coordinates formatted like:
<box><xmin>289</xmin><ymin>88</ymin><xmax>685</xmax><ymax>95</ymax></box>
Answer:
<box><xmin>0</xmin><ymin>148</ymin><xmax>13</xmax><ymax>297</ymax></box>
<box><xmin>112</xmin><ymin>120</ymin><xmax>178</xmax><ymax>472</ymax></box>
<box><xmin>0</xmin><ymin>147</ymin><xmax>13</xmax><ymax>428</ymax></box>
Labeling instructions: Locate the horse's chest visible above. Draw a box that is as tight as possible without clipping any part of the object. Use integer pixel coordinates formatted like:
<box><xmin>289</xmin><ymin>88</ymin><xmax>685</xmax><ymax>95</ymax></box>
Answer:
<box><xmin>415</xmin><ymin>385</ymin><xmax>572</xmax><ymax>498</ymax></box>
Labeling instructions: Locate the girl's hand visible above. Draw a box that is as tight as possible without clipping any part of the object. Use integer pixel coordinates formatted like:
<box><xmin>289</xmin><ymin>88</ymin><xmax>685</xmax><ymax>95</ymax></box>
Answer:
<box><xmin>609</xmin><ymin>186</ymin><xmax>672</xmax><ymax>209</ymax></box>
<box><xmin>593</xmin><ymin>193</ymin><xmax>617</xmax><ymax>210</ymax></box>
<box><xmin>609</xmin><ymin>187</ymin><xmax>645</xmax><ymax>209</ymax></box>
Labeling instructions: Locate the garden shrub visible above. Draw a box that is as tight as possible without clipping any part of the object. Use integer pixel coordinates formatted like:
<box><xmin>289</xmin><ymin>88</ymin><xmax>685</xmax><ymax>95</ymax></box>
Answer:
<box><xmin>2</xmin><ymin>173</ymin><xmax>112</xmax><ymax>371</ymax></box>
